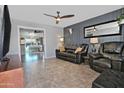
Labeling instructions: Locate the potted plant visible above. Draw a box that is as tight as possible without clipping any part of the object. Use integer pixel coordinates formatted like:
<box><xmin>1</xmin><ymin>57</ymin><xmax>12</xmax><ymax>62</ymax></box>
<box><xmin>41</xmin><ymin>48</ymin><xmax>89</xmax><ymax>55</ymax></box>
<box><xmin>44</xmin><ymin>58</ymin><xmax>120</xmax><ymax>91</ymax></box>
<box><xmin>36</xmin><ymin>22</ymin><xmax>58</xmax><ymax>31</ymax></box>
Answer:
<box><xmin>117</xmin><ymin>14</ymin><xmax>124</xmax><ymax>24</ymax></box>
<box><xmin>117</xmin><ymin>8</ymin><xmax>124</xmax><ymax>24</ymax></box>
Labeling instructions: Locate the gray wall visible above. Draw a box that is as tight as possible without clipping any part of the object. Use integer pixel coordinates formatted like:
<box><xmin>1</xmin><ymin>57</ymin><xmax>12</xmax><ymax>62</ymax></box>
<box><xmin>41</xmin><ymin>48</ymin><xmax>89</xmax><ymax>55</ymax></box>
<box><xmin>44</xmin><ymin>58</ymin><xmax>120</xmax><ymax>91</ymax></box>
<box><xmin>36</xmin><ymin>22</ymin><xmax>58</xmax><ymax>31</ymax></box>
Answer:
<box><xmin>64</xmin><ymin>8</ymin><xmax>124</xmax><ymax>52</ymax></box>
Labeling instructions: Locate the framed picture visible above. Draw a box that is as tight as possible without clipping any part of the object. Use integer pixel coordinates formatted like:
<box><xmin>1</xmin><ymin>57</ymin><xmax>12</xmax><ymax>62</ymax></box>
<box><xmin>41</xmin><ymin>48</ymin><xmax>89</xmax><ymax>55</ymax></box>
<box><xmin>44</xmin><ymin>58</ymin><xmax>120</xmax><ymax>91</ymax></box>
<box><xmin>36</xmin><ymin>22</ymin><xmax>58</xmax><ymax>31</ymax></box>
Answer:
<box><xmin>84</xmin><ymin>20</ymin><xmax>121</xmax><ymax>38</ymax></box>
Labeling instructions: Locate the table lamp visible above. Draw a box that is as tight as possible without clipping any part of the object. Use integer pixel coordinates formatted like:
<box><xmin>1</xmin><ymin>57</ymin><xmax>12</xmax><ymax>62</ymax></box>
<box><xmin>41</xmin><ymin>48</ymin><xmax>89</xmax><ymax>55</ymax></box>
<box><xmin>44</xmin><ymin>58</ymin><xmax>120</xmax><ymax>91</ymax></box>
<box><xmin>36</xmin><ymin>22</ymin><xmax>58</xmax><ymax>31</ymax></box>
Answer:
<box><xmin>90</xmin><ymin>37</ymin><xmax>98</xmax><ymax>53</ymax></box>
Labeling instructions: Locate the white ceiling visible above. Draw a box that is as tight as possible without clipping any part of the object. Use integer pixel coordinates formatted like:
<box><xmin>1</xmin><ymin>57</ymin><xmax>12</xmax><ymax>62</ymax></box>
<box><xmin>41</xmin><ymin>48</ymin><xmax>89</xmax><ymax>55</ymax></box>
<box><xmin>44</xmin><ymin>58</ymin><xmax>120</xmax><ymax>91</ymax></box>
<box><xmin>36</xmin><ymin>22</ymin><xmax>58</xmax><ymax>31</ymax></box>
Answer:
<box><xmin>8</xmin><ymin>5</ymin><xmax>122</xmax><ymax>27</ymax></box>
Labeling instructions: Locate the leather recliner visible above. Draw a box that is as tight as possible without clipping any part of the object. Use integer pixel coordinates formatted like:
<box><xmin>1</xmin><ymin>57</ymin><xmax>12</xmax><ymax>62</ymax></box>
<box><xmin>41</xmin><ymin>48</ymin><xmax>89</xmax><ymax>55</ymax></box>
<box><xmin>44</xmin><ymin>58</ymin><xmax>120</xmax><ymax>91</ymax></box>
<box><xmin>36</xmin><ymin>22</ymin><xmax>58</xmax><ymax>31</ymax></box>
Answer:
<box><xmin>56</xmin><ymin>44</ymin><xmax>89</xmax><ymax>64</ymax></box>
<box><xmin>89</xmin><ymin>42</ymin><xmax>124</xmax><ymax>73</ymax></box>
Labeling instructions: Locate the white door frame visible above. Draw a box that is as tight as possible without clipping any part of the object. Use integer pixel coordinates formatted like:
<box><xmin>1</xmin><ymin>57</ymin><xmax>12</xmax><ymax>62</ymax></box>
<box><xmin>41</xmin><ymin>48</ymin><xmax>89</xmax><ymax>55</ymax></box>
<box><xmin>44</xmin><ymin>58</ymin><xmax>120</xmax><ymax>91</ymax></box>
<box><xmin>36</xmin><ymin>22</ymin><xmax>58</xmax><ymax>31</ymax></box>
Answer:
<box><xmin>17</xmin><ymin>25</ymin><xmax>47</xmax><ymax>59</ymax></box>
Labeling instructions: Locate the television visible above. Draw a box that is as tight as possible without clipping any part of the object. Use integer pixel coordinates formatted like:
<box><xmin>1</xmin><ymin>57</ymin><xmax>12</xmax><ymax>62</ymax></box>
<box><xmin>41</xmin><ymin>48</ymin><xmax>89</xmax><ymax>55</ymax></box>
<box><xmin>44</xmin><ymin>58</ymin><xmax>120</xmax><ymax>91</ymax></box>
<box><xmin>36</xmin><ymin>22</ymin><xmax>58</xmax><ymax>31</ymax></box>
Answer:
<box><xmin>0</xmin><ymin>5</ymin><xmax>11</xmax><ymax>61</ymax></box>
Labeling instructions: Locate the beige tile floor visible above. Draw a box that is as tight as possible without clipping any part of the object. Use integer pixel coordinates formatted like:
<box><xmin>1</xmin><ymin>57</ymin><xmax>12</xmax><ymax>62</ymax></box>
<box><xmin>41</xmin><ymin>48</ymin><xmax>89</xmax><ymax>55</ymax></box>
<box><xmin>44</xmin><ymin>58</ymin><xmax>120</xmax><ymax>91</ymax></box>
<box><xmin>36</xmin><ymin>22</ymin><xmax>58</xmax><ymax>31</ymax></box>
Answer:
<box><xmin>22</xmin><ymin>56</ymin><xmax>99</xmax><ymax>88</ymax></box>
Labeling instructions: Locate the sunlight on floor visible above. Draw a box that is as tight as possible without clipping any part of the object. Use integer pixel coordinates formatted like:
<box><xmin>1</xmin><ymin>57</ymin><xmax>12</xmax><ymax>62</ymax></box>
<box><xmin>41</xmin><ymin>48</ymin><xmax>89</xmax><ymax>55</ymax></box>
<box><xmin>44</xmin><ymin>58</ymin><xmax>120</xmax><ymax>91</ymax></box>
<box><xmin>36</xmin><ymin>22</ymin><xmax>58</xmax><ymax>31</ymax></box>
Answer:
<box><xmin>25</xmin><ymin>53</ymin><xmax>38</xmax><ymax>62</ymax></box>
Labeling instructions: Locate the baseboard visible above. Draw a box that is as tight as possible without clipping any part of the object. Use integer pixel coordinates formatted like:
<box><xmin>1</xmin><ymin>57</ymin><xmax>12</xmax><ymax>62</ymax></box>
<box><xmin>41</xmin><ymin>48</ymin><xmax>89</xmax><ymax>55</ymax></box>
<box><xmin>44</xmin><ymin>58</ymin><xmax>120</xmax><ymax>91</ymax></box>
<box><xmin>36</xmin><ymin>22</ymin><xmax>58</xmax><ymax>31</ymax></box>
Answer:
<box><xmin>45</xmin><ymin>56</ymin><xmax>56</xmax><ymax>59</ymax></box>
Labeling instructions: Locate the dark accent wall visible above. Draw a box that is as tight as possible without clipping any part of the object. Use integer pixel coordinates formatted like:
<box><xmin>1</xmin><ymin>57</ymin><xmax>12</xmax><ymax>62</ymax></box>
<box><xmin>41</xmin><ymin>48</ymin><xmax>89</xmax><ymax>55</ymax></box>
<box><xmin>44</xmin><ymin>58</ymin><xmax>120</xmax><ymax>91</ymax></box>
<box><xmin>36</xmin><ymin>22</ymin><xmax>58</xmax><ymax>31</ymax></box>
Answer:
<box><xmin>64</xmin><ymin>8</ymin><xmax>124</xmax><ymax>52</ymax></box>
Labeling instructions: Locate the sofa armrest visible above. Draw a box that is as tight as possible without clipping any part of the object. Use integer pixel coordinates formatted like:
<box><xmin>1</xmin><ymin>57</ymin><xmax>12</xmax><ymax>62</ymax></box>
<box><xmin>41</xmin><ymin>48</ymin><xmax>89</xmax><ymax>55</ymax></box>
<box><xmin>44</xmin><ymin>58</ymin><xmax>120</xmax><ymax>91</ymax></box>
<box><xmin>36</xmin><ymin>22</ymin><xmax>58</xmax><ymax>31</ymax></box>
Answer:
<box><xmin>109</xmin><ymin>56</ymin><xmax>124</xmax><ymax>62</ymax></box>
<box><xmin>76</xmin><ymin>51</ymin><xmax>86</xmax><ymax>56</ymax></box>
<box><xmin>75</xmin><ymin>50</ymin><xmax>88</xmax><ymax>63</ymax></box>
<box><xmin>55</xmin><ymin>49</ymin><xmax>60</xmax><ymax>58</ymax></box>
<box><xmin>111</xmin><ymin>60</ymin><xmax>122</xmax><ymax>71</ymax></box>
<box><xmin>89</xmin><ymin>53</ymin><xmax>103</xmax><ymax>59</ymax></box>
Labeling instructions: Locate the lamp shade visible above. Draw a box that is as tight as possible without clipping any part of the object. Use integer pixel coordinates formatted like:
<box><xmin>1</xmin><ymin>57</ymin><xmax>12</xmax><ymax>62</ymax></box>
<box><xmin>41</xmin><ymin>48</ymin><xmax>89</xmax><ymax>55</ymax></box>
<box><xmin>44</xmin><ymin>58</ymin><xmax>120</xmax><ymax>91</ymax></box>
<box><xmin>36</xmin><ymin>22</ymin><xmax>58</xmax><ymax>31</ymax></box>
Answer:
<box><xmin>90</xmin><ymin>37</ymin><xmax>98</xmax><ymax>44</ymax></box>
<box><xmin>60</xmin><ymin>37</ymin><xmax>64</xmax><ymax>42</ymax></box>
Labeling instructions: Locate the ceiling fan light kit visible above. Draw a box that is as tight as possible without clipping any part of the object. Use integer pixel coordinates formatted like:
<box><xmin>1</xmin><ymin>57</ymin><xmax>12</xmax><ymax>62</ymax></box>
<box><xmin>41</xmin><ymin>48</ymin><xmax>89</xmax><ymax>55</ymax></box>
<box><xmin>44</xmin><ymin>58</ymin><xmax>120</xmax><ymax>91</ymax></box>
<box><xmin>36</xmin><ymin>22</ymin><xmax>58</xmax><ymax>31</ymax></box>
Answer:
<box><xmin>44</xmin><ymin>11</ymin><xmax>74</xmax><ymax>24</ymax></box>
<box><xmin>56</xmin><ymin>17</ymin><xmax>61</xmax><ymax>21</ymax></box>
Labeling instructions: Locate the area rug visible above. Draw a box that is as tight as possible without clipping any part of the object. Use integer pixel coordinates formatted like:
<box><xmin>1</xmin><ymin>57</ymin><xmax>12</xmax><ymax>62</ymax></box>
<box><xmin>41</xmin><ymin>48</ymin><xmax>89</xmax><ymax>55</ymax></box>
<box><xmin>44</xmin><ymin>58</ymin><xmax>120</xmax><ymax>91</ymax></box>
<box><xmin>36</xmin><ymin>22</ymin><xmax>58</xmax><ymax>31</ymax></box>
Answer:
<box><xmin>0</xmin><ymin>68</ymin><xmax>24</xmax><ymax>88</ymax></box>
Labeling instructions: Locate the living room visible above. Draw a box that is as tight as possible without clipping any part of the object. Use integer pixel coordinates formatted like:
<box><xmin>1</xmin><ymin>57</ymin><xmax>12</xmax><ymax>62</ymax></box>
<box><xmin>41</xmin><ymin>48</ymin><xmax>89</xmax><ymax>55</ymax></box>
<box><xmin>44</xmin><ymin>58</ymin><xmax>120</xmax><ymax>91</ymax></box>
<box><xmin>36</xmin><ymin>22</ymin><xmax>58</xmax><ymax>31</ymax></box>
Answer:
<box><xmin>0</xmin><ymin>2</ymin><xmax>124</xmax><ymax>91</ymax></box>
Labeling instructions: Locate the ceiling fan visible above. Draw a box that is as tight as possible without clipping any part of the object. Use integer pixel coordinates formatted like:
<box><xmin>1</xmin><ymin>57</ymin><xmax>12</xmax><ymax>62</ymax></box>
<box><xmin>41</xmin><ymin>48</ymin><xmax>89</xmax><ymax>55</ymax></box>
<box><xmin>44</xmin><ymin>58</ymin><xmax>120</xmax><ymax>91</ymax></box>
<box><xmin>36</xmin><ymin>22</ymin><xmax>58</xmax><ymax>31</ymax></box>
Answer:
<box><xmin>44</xmin><ymin>11</ymin><xmax>74</xmax><ymax>24</ymax></box>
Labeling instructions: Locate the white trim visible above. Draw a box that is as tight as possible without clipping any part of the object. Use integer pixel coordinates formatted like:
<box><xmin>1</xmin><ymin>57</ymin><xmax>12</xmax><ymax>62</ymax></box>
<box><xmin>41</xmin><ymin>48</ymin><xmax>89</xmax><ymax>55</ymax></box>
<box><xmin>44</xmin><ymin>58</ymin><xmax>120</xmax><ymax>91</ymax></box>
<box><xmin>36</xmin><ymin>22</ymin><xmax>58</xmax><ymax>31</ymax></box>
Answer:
<box><xmin>17</xmin><ymin>25</ymin><xmax>47</xmax><ymax>59</ymax></box>
<box><xmin>45</xmin><ymin>56</ymin><xmax>56</xmax><ymax>59</ymax></box>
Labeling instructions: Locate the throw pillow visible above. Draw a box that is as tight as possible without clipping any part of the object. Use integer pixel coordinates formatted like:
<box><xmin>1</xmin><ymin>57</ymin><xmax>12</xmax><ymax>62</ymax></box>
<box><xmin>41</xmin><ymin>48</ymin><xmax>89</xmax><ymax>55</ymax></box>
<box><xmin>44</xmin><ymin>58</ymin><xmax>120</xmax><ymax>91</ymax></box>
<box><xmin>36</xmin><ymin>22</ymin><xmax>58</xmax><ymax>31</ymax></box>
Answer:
<box><xmin>59</xmin><ymin>46</ymin><xmax>65</xmax><ymax>52</ymax></box>
<box><xmin>75</xmin><ymin>47</ymin><xmax>83</xmax><ymax>53</ymax></box>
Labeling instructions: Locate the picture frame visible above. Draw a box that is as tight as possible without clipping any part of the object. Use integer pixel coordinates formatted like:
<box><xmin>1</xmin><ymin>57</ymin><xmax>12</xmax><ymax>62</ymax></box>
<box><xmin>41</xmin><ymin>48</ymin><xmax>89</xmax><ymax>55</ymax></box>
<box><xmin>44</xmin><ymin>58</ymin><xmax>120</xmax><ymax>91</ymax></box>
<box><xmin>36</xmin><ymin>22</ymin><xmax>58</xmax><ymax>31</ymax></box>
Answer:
<box><xmin>84</xmin><ymin>20</ymin><xmax>121</xmax><ymax>38</ymax></box>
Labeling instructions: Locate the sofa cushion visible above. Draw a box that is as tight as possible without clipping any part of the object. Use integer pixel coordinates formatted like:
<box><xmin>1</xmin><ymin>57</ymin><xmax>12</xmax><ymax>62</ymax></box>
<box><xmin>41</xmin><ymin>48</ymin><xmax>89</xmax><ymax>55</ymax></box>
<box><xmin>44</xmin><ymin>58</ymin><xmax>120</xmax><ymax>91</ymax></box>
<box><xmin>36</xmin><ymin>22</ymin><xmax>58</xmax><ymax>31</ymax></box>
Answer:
<box><xmin>93</xmin><ymin>58</ymin><xmax>111</xmax><ymax>68</ymax></box>
<box><xmin>58</xmin><ymin>52</ymin><xmax>76</xmax><ymax>59</ymax></box>
<box><xmin>66</xmin><ymin>49</ymin><xmax>75</xmax><ymax>53</ymax></box>
<box><xmin>103</xmin><ymin>42</ymin><xmax>124</xmax><ymax>54</ymax></box>
<box><xmin>66</xmin><ymin>44</ymin><xmax>78</xmax><ymax>50</ymax></box>
<box><xmin>104</xmin><ymin>49</ymin><xmax>119</xmax><ymax>54</ymax></box>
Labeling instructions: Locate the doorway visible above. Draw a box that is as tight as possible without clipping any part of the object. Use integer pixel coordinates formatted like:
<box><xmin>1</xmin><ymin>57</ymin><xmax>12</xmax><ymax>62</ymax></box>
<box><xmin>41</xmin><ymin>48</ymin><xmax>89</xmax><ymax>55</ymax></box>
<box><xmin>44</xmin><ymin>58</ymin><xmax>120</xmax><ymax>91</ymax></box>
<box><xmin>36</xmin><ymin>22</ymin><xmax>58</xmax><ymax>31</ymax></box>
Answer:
<box><xmin>18</xmin><ymin>26</ymin><xmax>46</xmax><ymax>63</ymax></box>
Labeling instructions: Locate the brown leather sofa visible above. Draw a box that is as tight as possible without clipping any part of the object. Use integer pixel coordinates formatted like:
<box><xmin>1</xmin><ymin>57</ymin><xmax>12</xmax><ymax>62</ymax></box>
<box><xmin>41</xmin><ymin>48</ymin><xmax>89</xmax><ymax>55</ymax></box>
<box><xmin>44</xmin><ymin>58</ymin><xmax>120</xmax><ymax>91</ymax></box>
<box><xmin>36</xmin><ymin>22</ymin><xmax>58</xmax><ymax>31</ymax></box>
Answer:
<box><xmin>89</xmin><ymin>42</ymin><xmax>124</xmax><ymax>73</ymax></box>
<box><xmin>55</xmin><ymin>44</ymin><xmax>89</xmax><ymax>64</ymax></box>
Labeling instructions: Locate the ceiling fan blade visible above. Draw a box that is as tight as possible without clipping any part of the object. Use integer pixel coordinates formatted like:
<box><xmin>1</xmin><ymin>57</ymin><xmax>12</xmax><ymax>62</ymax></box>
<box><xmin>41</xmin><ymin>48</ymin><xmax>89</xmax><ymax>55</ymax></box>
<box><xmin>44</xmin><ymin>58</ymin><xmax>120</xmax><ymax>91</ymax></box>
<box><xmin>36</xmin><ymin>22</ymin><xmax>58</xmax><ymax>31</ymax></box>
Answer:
<box><xmin>44</xmin><ymin>13</ymin><xmax>56</xmax><ymax>18</ymax></box>
<box><xmin>60</xmin><ymin>15</ymin><xmax>74</xmax><ymax>19</ymax></box>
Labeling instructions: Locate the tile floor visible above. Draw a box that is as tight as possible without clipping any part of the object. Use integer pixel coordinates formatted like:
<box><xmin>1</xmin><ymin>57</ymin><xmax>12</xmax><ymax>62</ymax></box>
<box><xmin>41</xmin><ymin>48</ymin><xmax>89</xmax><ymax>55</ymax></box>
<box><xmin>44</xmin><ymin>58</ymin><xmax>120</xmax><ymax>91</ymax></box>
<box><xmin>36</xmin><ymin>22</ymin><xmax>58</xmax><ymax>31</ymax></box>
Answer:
<box><xmin>22</xmin><ymin>55</ymin><xmax>99</xmax><ymax>88</ymax></box>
